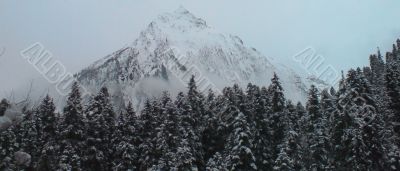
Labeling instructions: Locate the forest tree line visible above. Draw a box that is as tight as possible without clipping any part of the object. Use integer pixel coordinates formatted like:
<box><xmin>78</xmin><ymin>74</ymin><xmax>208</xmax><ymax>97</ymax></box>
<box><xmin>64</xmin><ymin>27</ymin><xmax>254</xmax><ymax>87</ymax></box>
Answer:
<box><xmin>2</xmin><ymin>40</ymin><xmax>400</xmax><ymax>170</ymax></box>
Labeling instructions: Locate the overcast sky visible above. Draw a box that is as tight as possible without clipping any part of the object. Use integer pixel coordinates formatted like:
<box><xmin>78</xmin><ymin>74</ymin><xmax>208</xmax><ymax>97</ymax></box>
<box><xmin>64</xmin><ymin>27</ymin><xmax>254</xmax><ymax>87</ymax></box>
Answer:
<box><xmin>1</xmin><ymin>0</ymin><xmax>400</xmax><ymax>97</ymax></box>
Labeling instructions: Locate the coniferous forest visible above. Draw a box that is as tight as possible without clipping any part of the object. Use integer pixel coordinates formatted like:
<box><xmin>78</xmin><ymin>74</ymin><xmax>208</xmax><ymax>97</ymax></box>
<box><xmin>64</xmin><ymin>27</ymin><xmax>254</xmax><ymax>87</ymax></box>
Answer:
<box><xmin>2</xmin><ymin>40</ymin><xmax>400</xmax><ymax>171</ymax></box>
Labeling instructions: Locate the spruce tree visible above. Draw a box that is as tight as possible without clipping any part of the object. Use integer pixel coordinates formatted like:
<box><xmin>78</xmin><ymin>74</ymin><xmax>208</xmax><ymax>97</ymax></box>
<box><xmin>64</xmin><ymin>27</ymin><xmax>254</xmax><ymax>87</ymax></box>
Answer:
<box><xmin>269</xmin><ymin>73</ymin><xmax>285</xmax><ymax>113</ymax></box>
<box><xmin>35</xmin><ymin>95</ymin><xmax>58</xmax><ymax>170</ymax></box>
<box><xmin>306</xmin><ymin>85</ymin><xmax>321</xmax><ymax>132</ymax></box>
<box><xmin>17</xmin><ymin>110</ymin><xmax>39</xmax><ymax>169</ymax></box>
<box><xmin>138</xmin><ymin>100</ymin><xmax>158</xmax><ymax>170</ymax></box>
<box><xmin>250</xmin><ymin>84</ymin><xmax>274</xmax><ymax>170</ymax></box>
<box><xmin>331</xmin><ymin>69</ymin><xmax>385</xmax><ymax>170</ymax></box>
<box><xmin>268</xmin><ymin>73</ymin><xmax>287</xmax><ymax>162</ymax></box>
<box><xmin>185</xmin><ymin>76</ymin><xmax>205</xmax><ymax>169</ymax></box>
<box><xmin>274</xmin><ymin>102</ymin><xmax>303</xmax><ymax>171</ymax></box>
<box><xmin>174</xmin><ymin>91</ymin><xmax>199</xmax><ymax>170</ymax></box>
<box><xmin>112</xmin><ymin>104</ymin><xmax>137</xmax><ymax>171</ymax></box>
<box><xmin>0</xmin><ymin>126</ymin><xmax>19</xmax><ymax>170</ymax></box>
<box><xmin>305</xmin><ymin>86</ymin><xmax>330</xmax><ymax>171</ymax></box>
<box><xmin>385</xmin><ymin>54</ymin><xmax>400</xmax><ymax>135</ymax></box>
<box><xmin>202</xmin><ymin>89</ymin><xmax>226</xmax><ymax>162</ymax></box>
<box><xmin>57</xmin><ymin>82</ymin><xmax>86</xmax><ymax>171</ymax></box>
<box><xmin>155</xmin><ymin>92</ymin><xmax>180</xmax><ymax>170</ymax></box>
<box><xmin>224</xmin><ymin>111</ymin><xmax>257</xmax><ymax>171</ymax></box>
<box><xmin>37</xmin><ymin>95</ymin><xmax>57</xmax><ymax>145</ymax></box>
<box><xmin>83</xmin><ymin>87</ymin><xmax>116</xmax><ymax>171</ymax></box>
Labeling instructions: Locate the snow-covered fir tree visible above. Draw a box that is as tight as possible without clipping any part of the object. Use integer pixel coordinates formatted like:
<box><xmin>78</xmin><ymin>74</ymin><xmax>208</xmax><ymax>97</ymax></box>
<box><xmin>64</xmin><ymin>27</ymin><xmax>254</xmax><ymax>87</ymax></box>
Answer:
<box><xmin>83</xmin><ymin>87</ymin><xmax>116</xmax><ymax>171</ymax></box>
<box><xmin>35</xmin><ymin>95</ymin><xmax>58</xmax><ymax>170</ymax></box>
<box><xmin>305</xmin><ymin>85</ymin><xmax>330</xmax><ymax>170</ymax></box>
<box><xmin>224</xmin><ymin>110</ymin><xmax>257</xmax><ymax>171</ymax></box>
<box><xmin>57</xmin><ymin>82</ymin><xmax>87</xmax><ymax>170</ymax></box>
<box><xmin>268</xmin><ymin>73</ymin><xmax>287</xmax><ymax>163</ymax></box>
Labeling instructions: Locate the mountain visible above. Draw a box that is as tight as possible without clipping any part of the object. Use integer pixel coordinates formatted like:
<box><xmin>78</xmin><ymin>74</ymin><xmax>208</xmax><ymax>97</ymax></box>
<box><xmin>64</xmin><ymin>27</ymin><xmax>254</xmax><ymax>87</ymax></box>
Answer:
<box><xmin>75</xmin><ymin>7</ymin><xmax>327</xmax><ymax>109</ymax></box>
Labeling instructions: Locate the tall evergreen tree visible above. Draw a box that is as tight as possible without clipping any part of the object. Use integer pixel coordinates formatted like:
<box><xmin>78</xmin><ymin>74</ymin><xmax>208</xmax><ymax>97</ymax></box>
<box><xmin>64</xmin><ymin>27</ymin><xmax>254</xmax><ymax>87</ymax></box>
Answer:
<box><xmin>184</xmin><ymin>76</ymin><xmax>205</xmax><ymax>169</ymax></box>
<box><xmin>57</xmin><ymin>82</ymin><xmax>87</xmax><ymax>171</ymax></box>
<box><xmin>202</xmin><ymin>89</ymin><xmax>227</xmax><ymax>163</ymax></box>
<box><xmin>273</xmin><ymin>131</ymin><xmax>298</xmax><ymax>171</ymax></box>
<box><xmin>268</xmin><ymin>73</ymin><xmax>287</xmax><ymax>162</ymax></box>
<box><xmin>331</xmin><ymin>69</ymin><xmax>385</xmax><ymax>170</ymax></box>
<box><xmin>155</xmin><ymin>92</ymin><xmax>180</xmax><ymax>170</ymax></box>
<box><xmin>385</xmin><ymin>54</ymin><xmax>400</xmax><ymax>135</ymax></box>
<box><xmin>138</xmin><ymin>100</ymin><xmax>158</xmax><ymax>170</ymax></box>
<box><xmin>224</xmin><ymin>111</ymin><xmax>257</xmax><ymax>171</ymax></box>
<box><xmin>174</xmin><ymin>91</ymin><xmax>199</xmax><ymax>170</ymax></box>
<box><xmin>269</xmin><ymin>73</ymin><xmax>285</xmax><ymax>113</ymax></box>
<box><xmin>0</xmin><ymin>127</ymin><xmax>19</xmax><ymax>170</ymax></box>
<box><xmin>83</xmin><ymin>87</ymin><xmax>116</xmax><ymax>171</ymax></box>
<box><xmin>112</xmin><ymin>101</ymin><xmax>139</xmax><ymax>171</ymax></box>
<box><xmin>306</xmin><ymin>85</ymin><xmax>321</xmax><ymax>132</ymax></box>
<box><xmin>35</xmin><ymin>95</ymin><xmax>58</xmax><ymax>170</ymax></box>
<box><xmin>305</xmin><ymin>86</ymin><xmax>330</xmax><ymax>170</ymax></box>
<box><xmin>17</xmin><ymin>109</ymin><xmax>39</xmax><ymax>169</ymax></box>
<box><xmin>248</xmin><ymin>84</ymin><xmax>274</xmax><ymax>170</ymax></box>
<box><xmin>37</xmin><ymin>95</ymin><xmax>57</xmax><ymax>145</ymax></box>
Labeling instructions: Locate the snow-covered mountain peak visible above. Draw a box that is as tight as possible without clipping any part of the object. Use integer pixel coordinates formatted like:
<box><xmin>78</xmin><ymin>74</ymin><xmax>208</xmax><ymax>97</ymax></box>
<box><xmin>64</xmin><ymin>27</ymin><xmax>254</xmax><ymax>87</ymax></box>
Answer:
<box><xmin>173</xmin><ymin>6</ymin><xmax>191</xmax><ymax>15</ymax></box>
<box><xmin>150</xmin><ymin>7</ymin><xmax>208</xmax><ymax>33</ymax></box>
<box><xmin>76</xmin><ymin>7</ymin><xmax>328</xmax><ymax>109</ymax></box>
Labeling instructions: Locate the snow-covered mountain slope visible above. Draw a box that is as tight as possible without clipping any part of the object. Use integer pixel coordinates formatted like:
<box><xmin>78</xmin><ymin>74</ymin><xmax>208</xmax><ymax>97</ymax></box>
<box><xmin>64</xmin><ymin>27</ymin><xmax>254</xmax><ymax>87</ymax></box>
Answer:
<box><xmin>76</xmin><ymin>7</ymin><xmax>327</xmax><ymax>109</ymax></box>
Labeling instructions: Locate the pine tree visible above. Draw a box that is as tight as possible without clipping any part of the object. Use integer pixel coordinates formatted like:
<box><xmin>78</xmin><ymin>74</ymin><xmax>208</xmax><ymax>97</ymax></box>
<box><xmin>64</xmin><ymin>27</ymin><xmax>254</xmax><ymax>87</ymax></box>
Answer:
<box><xmin>306</xmin><ymin>85</ymin><xmax>321</xmax><ymax>132</ymax></box>
<box><xmin>174</xmin><ymin>91</ymin><xmax>199</xmax><ymax>170</ymax></box>
<box><xmin>268</xmin><ymin>73</ymin><xmax>287</xmax><ymax>163</ymax></box>
<box><xmin>185</xmin><ymin>76</ymin><xmax>205</xmax><ymax>169</ymax></box>
<box><xmin>369</xmin><ymin>51</ymin><xmax>386</xmax><ymax>98</ymax></box>
<box><xmin>363</xmin><ymin>66</ymin><xmax>373</xmax><ymax>83</ymax></box>
<box><xmin>138</xmin><ymin>100</ymin><xmax>158</xmax><ymax>170</ymax></box>
<box><xmin>224</xmin><ymin>111</ymin><xmax>257</xmax><ymax>171</ymax></box>
<box><xmin>155</xmin><ymin>92</ymin><xmax>180</xmax><ymax>170</ymax></box>
<box><xmin>113</xmin><ymin>141</ymin><xmax>136</xmax><ymax>171</ymax></box>
<box><xmin>83</xmin><ymin>87</ymin><xmax>116</xmax><ymax>171</ymax></box>
<box><xmin>112</xmin><ymin>105</ymin><xmax>137</xmax><ymax>171</ymax></box>
<box><xmin>269</xmin><ymin>73</ymin><xmax>285</xmax><ymax>113</ymax></box>
<box><xmin>35</xmin><ymin>95</ymin><xmax>58</xmax><ymax>170</ymax></box>
<box><xmin>0</xmin><ymin>126</ymin><xmax>19</xmax><ymax>170</ymax></box>
<box><xmin>304</xmin><ymin>86</ymin><xmax>330</xmax><ymax>171</ymax></box>
<box><xmin>274</xmin><ymin>102</ymin><xmax>303</xmax><ymax>171</ymax></box>
<box><xmin>273</xmin><ymin>147</ymin><xmax>294</xmax><ymax>171</ymax></box>
<box><xmin>321</xmin><ymin>89</ymin><xmax>335</xmax><ymax>121</ymax></box>
<box><xmin>273</xmin><ymin>129</ymin><xmax>297</xmax><ymax>171</ymax></box>
<box><xmin>248</xmin><ymin>84</ymin><xmax>274</xmax><ymax>170</ymax></box>
<box><xmin>37</xmin><ymin>95</ymin><xmax>57</xmax><ymax>144</ymax></box>
<box><xmin>296</xmin><ymin>101</ymin><xmax>307</xmax><ymax>138</ymax></box>
<box><xmin>202</xmin><ymin>89</ymin><xmax>227</xmax><ymax>162</ymax></box>
<box><xmin>125</xmin><ymin>101</ymin><xmax>141</xmax><ymax>148</ymax></box>
<box><xmin>385</xmin><ymin>54</ymin><xmax>400</xmax><ymax>135</ymax></box>
<box><xmin>17</xmin><ymin>109</ymin><xmax>39</xmax><ymax>169</ymax></box>
<box><xmin>57</xmin><ymin>82</ymin><xmax>86</xmax><ymax>170</ymax></box>
<box><xmin>188</xmin><ymin>75</ymin><xmax>206</xmax><ymax>129</ymax></box>
<box><xmin>331</xmin><ymin>69</ymin><xmax>385</xmax><ymax>170</ymax></box>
